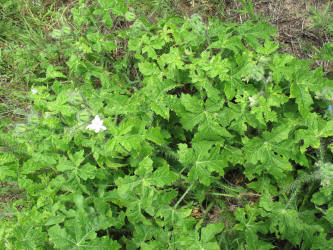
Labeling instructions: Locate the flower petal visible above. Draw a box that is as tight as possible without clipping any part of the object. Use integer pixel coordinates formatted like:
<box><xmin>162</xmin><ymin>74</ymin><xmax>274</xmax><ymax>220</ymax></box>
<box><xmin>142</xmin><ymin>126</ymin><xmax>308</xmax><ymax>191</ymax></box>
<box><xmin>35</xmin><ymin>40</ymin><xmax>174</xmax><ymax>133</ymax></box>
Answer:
<box><xmin>86</xmin><ymin>115</ymin><xmax>106</xmax><ymax>133</ymax></box>
<box><xmin>86</xmin><ymin>124</ymin><xmax>94</xmax><ymax>130</ymax></box>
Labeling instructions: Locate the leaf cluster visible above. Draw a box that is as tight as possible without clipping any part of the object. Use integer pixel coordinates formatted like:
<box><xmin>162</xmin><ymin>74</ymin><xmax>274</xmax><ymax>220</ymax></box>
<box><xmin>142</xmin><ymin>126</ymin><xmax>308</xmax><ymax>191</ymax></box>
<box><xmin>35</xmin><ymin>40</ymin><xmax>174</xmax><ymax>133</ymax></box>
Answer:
<box><xmin>1</xmin><ymin>0</ymin><xmax>333</xmax><ymax>249</ymax></box>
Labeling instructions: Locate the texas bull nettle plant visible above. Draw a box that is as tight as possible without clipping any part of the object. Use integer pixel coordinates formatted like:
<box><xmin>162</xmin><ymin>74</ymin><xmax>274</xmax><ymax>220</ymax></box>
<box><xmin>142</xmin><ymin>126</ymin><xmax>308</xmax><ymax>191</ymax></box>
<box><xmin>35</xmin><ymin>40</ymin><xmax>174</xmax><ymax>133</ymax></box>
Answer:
<box><xmin>0</xmin><ymin>1</ymin><xmax>333</xmax><ymax>249</ymax></box>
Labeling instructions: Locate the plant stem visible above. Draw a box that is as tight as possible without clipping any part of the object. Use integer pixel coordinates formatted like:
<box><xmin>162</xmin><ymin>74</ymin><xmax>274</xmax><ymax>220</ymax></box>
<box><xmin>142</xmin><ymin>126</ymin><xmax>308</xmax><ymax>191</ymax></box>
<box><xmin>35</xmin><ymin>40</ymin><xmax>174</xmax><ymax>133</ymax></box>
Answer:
<box><xmin>174</xmin><ymin>183</ymin><xmax>194</xmax><ymax>209</ymax></box>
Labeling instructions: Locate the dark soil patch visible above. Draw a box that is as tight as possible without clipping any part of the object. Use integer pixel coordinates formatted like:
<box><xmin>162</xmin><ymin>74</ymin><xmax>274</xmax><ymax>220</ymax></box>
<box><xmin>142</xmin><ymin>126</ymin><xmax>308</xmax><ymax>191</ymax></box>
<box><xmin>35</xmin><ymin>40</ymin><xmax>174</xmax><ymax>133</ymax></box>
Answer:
<box><xmin>0</xmin><ymin>182</ymin><xmax>24</xmax><ymax>219</ymax></box>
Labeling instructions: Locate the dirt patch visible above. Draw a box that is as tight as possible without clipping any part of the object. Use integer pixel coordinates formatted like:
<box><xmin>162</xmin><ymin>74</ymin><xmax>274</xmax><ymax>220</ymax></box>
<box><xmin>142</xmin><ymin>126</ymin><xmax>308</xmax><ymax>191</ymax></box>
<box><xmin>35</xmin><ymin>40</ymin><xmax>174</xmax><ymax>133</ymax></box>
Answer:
<box><xmin>0</xmin><ymin>182</ymin><xmax>24</xmax><ymax>219</ymax></box>
<box><xmin>251</xmin><ymin>0</ymin><xmax>332</xmax><ymax>71</ymax></box>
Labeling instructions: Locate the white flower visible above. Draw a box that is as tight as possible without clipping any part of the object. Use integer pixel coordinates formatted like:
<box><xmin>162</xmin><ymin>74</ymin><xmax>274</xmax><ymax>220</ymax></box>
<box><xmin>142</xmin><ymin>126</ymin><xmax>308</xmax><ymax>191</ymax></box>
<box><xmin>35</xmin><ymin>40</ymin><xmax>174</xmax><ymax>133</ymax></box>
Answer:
<box><xmin>86</xmin><ymin>115</ymin><xmax>106</xmax><ymax>133</ymax></box>
<box><xmin>248</xmin><ymin>96</ymin><xmax>257</xmax><ymax>106</ymax></box>
<box><xmin>31</xmin><ymin>88</ymin><xmax>38</xmax><ymax>94</ymax></box>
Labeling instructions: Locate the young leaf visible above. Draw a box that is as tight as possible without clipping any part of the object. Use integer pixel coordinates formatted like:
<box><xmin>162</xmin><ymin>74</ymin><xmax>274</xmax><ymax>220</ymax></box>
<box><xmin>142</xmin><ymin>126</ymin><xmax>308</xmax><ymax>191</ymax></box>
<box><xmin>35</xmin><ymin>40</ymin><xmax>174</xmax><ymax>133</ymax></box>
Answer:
<box><xmin>290</xmin><ymin>82</ymin><xmax>313</xmax><ymax>118</ymax></box>
<box><xmin>178</xmin><ymin>143</ymin><xmax>228</xmax><ymax>186</ymax></box>
<box><xmin>48</xmin><ymin>211</ymin><xmax>119</xmax><ymax>249</ymax></box>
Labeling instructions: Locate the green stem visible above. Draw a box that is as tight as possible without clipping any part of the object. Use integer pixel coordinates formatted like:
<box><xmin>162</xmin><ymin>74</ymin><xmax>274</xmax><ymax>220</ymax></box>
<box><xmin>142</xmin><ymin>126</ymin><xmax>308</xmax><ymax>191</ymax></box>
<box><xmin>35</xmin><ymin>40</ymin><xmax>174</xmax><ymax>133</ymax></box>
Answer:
<box><xmin>211</xmin><ymin>192</ymin><xmax>237</xmax><ymax>198</ymax></box>
<box><xmin>174</xmin><ymin>183</ymin><xmax>194</xmax><ymax>209</ymax></box>
<box><xmin>195</xmin><ymin>201</ymin><xmax>215</xmax><ymax>231</ymax></box>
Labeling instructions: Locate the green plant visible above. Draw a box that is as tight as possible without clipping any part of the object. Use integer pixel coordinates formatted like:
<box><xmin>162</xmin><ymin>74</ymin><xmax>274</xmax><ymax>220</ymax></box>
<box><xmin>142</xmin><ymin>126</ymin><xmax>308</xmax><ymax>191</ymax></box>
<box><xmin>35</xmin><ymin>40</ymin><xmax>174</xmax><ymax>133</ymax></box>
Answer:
<box><xmin>1</xmin><ymin>0</ymin><xmax>333</xmax><ymax>249</ymax></box>
<box><xmin>233</xmin><ymin>0</ymin><xmax>260</xmax><ymax>22</ymax></box>
<box><xmin>0</xmin><ymin>0</ymin><xmax>73</xmax><ymax>121</ymax></box>
<box><xmin>126</xmin><ymin>0</ymin><xmax>180</xmax><ymax>20</ymax></box>
<box><xmin>308</xmin><ymin>2</ymin><xmax>333</xmax><ymax>36</ymax></box>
